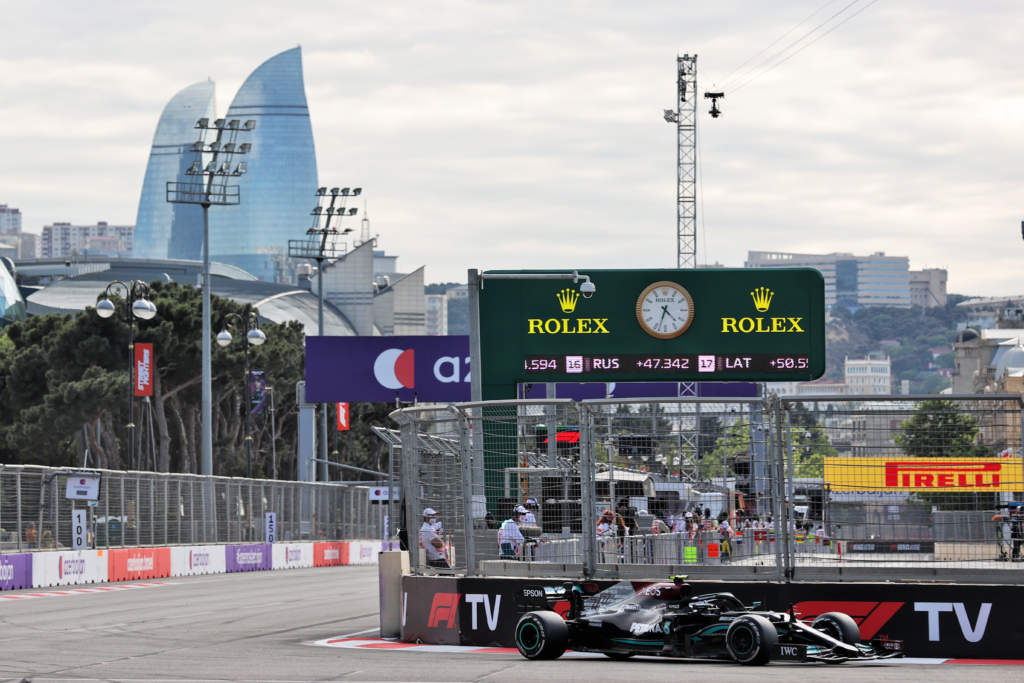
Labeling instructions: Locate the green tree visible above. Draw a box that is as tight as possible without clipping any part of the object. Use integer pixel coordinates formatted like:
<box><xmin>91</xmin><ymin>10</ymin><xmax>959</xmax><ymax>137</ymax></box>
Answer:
<box><xmin>893</xmin><ymin>399</ymin><xmax>990</xmax><ymax>459</ymax></box>
<box><xmin>0</xmin><ymin>283</ymin><xmax>312</xmax><ymax>477</ymax></box>
<box><xmin>894</xmin><ymin>399</ymin><xmax>996</xmax><ymax>510</ymax></box>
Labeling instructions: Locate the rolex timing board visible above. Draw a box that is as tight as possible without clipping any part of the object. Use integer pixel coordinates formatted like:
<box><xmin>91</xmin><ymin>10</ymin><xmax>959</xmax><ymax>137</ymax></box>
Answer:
<box><xmin>477</xmin><ymin>268</ymin><xmax>826</xmax><ymax>394</ymax></box>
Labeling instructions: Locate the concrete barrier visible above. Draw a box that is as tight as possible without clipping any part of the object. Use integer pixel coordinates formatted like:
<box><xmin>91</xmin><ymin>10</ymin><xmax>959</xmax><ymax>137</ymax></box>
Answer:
<box><xmin>170</xmin><ymin>545</ymin><xmax>226</xmax><ymax>577</ymax></box>
<box><xmin>32</xmin><ymin>550</ymin><xmax>108</xmax><ymax>587</ymax></box>
<box><xmin>226</xmin><ymin>543</ymin><xmax>272</xmax><ymax>572</ymax></box>
<box><xmin>314</xmin><ymin>542</ymin><xmax>349</xmax><ymax>567</ymax></box>
<box><xmin>399</xmin><ymin>574</ymin><xmax>1024</xmax><ymax>659</ymax></box>
<box><xmin>272</xmin><ymin>543</ymin><xmax>314</xmax><ymax>569</ymax></box>
<box><xmin>0</xmin><ymin>553</ymin><xmax>33</xmax><ymax>590</ymax></box>
<box><xmin>108</xmin><ymin>547</ymin><xmax>171</xmax><ymax>581</ymax></box>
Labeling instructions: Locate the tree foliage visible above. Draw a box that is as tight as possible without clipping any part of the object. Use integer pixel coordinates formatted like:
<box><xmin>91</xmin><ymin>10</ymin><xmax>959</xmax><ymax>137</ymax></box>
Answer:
<box><xmin>0</xmin><ymin>282</ymin><xmax>395</xmax><ymax>477</ymax></box>
<box><xmin>893</xmin><ymin>399</ymin><xmax>991</xmax><ymax>459</ymax></box>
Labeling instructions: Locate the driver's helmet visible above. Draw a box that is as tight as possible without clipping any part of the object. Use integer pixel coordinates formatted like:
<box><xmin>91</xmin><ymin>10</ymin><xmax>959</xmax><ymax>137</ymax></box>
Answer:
<box><xmin>637</xmin><ymin>582</ymin><xmax>683</xmax><ymax>601</ymax></box>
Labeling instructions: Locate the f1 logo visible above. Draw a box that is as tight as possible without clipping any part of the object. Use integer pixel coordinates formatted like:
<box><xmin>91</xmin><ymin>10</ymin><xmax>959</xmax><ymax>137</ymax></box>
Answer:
<box><xmin>427</xmin><ymin>592</ymin><xmax>461</xmax><ymax>628</ymax></box>
<box><xmin>336</xmin><ymin>402</ymin><xmax>350</xmax><ymax>431</ymax></box>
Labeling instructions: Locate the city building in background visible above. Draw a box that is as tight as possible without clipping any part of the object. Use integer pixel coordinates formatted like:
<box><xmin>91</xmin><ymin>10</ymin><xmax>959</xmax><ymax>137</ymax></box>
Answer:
<box><xmin>425</xmin><ymin>293</ymin><xmax>448</xmax><ymax>335</ymax></box>
<box><xmin>0</xmin><ymin>204</ymin><xmax>23</xmax><ymax>233</ymax></box>
<box><xmin>909</xmin><ymin>267</ymin><xmax>948</xmax><ymax>307</ymax></box>
<box><xmin>373</xmin><ymin>267</ymin><xmax>425</xmax><ymax>335</ymax></box>
<box><xmin>40</xmin><ymin>221</ymin><xmax>134</xmax><ymax>259</ymax></box>
<box><xmin>132</xmin><ymin>48</ymin><xmax>317</xmax><ymax>282</ymax></box>
<box><xmin>0</xmin><ymin>257</ymin><xmax>27</xmax><ymax>327</ymax></box>
<box><xmin>844</xmin><ymin>354</ymin><xmax>892</xmax><ymax>395</ymax></box>
<box><xmin>745</xmin><ymin>250</ymin><xmax>910</xmax><ymax>309</ymax></box>
<box><xmin>16</xmin><ymin>257</ymin><xmax>356</xmax><ymax>335</ymax></box>
<box><xmin>208</xmin><ymin>47</ymin><xmax>318</xmax><ymax>281</ymax></box>
<box><xmin>133</xmin><ymin>81</ymin><xmax>216</xmax><ymax>261</ymax></box>
<box><xmin>0</xmin><ymin>204</ymin><xmax>37</xmax><ymax>258</ymax></box>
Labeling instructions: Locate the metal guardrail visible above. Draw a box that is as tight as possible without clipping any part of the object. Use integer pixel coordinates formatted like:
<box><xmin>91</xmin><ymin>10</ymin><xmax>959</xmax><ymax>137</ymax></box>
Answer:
<box><xmin>390</xmin><ymin>394</ymin><xmax>1024</xmax><ymax>579</ymax></box>
<box><xmin>0</xmin><ymin>464</ymin><xmax>383</xmax><ymax>552</ymax></box>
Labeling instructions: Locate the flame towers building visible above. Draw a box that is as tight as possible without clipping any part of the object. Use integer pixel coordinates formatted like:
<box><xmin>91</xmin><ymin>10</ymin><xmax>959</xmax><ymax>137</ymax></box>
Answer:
<box><xmin>134</xmin><ymin>47</ymin><xmax>318</xmax><ymax>280</ymax></box>
<box><xmin>134</xmin><ymin>81</ymin><xmax>216</xmax><ymax>261</ymax></box>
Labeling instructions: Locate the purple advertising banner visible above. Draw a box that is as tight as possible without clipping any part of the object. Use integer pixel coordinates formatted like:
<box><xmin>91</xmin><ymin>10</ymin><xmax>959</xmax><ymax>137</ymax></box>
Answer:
<box><xmin>0</xmin><ymin>553</ymin><xmax>32</xmax><ymax>591</ymax></box>
<box><xmin>306</xmin><ymin>335</ymin><xmax>758</xmax><ymax>402</ymax></box>
<box><xmin>306</xmin><ymin>336</ymin><xmax>471</xmax><ymax>403</ymax></box>
<box><xmin>225</xmin><ymin>544</ymin><xmax>272</xmax><ymax>572</ymax></box>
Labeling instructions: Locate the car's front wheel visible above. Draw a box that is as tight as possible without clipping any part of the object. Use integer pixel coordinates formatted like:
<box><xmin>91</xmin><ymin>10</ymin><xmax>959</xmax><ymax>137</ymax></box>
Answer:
<box><xmin>812</xmin><ymin>612</ymin><xmax>861</xmax><ymax>644</ymax></box>
<box><xmin>515</xmin><ymin>611</ymin><xmax>568</xmax><ymax>660</ymax></box>
<box><xmin>726</xmin><ymin>614</ymin><xmax>778</xmax><ymax>665</ymax></box>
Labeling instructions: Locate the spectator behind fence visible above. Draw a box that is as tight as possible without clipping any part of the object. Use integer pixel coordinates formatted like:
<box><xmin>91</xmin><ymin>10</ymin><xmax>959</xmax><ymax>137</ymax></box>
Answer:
<box><xmin>498</xmin><ymin>506</ymin><xmax>527</xmax><ymax>559</ymax></box>
<box><xmin>25</xmin><ymin>523</ymin><xmax>37</xmax><ymax>548</ymax></box>
<box><xmin>419</xmin><ymin>507</ymin><xmax>449</xmax><ymax>569</ymax></box>
<box><xmin>522</xmin><ymin>498</ymin><xmax>538</xmax><ymax>527</ymax></box>
<box><xmin>1012</xmin><ymin>505</ymin><xmax>1024</xmax><ymax>562</ymax></box>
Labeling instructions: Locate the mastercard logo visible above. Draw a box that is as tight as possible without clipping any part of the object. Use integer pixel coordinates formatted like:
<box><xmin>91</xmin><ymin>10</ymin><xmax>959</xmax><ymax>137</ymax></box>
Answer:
<box><xmin>373</xmin><ymin>348</ymin><xmax>415</xmax><ymax>390</ymax></box>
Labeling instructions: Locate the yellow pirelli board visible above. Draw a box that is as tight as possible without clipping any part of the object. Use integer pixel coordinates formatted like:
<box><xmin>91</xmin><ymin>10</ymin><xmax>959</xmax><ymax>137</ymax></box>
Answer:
<box><xmin>824</xmin><ymin>457</ymin><xmax>1023</xmax><ymax>492</ymax></box>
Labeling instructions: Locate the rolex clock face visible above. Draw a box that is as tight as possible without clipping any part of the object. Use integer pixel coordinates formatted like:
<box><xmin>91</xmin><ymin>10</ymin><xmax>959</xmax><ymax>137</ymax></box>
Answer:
<box><xmin>636</xmin><ymin>281</ymin><xmax>695</xmax><ymax>339</ymax></box>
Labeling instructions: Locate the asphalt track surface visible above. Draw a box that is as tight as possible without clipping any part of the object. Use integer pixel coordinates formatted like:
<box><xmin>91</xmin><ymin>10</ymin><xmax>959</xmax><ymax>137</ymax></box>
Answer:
<box><xmin>0</xmin><ymin>566</ymin><xmax>1020</xmax><ymax>682</ymax></box>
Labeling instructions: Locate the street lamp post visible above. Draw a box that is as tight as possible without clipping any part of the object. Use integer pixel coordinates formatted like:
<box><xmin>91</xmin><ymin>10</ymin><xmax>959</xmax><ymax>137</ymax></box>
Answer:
<box><xmin>167</xmin><ymin>117</ymin><xmax>255</xmax><ymax>476</ymax></box>
<box><xmin>217</xmin><ymin>311</ymin><xmax>266</xmax><ymax>479</ymax></box>
<box><xmin>288</xmin><ymin>186</ymin><xmax>361</xmax><ymax>481</ymax></box>
<box><xmin>95</xmin><ymin>280</ymin><xmax>157</xmax><ymax>470</ymax></box>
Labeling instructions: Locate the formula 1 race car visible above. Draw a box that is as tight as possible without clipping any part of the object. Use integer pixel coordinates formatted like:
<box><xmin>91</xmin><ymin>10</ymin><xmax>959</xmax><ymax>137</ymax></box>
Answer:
<box><xmin>513</xmin><ymin>577</ymin><xmax>903</xmax><ymax>665</ymax></box>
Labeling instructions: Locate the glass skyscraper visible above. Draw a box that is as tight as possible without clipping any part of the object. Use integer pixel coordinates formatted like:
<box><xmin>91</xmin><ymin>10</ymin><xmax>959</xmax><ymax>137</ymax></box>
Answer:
<box><xmin>133</xmin><ymin>48</ymin><xmax>318</xmax><ymax>280</ymax></box>
<box><xmin>0</xmin><ymin>259</ymin><xmax>26</xmax><ymax>327</ymax></box>
<box><xmin>134</xmin><ymin>81</ymin><xmax>216</xmax><ymax>260</ymax></box>
<box><xmin>209</xmin><ymin>47</ymin><xmax>318</xmax><ymax>280</ymax></box>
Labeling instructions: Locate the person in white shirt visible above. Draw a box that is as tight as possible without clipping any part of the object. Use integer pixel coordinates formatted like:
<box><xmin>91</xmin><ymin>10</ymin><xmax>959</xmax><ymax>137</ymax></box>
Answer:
<box><xmin>522</xmin><ymin>499</ymin><xmax>538</xmax><ymax>527</ymax></box>
<box><xmin>498</xmin><ymin>506</ymin><xmax>527</xmax><ymax>558</ymax></box>
<box><xmin>418</xmin><ymin>507</ymin><xmax>449</xmax><ymax>568</ymax></box>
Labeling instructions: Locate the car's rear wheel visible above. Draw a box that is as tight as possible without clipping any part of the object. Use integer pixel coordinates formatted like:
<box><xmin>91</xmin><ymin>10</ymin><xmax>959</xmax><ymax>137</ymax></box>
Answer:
<box><xmin>812</xmin><ymin>612</ymin><xmax>861</xmax><ymax>644</ymax></box>
<box><xmin>726</xmin><ymin>615</ymin><xmax>778</xmax><ymax>665</ymax></box>
<box><xmin>515</xmin><ymin>611</ymin><xmax>568</xmax><ymax>660</ymax></box>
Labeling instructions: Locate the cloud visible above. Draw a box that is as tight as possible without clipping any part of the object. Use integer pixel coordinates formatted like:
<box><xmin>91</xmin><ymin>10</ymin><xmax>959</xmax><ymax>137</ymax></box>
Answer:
<box><xmin>1</xmin><ymin>0</ymin><xmax>1022</xmax><ymax>295</ymax></box>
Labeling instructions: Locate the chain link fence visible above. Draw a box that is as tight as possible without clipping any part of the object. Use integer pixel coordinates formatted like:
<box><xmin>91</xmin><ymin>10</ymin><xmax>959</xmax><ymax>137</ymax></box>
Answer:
<box><xmin>391</xmin><ymin>394</ymin><xmax>1024</xmax><ymax>578</ymax></box>
<box><xmin>0</xmin><ymin>465</ymin><xmax>384</xmax><ymax>552</ymax></box>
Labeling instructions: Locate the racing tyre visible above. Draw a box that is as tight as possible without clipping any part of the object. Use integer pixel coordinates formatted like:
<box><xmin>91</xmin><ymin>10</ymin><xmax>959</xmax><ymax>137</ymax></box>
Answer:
<box><xmin>515</xmin><ymin>611</ymin><xmax>568</xmax><ymax>660</ymax></box>
<box><xmin>726</xmin><ymin>614</ymin><xmax>778</xmax><ymax>666</ymax></box>
<box><xmin>812</xmin><ymin>612</ymin><xmax>861</xmax><ymax>645</ymax></box>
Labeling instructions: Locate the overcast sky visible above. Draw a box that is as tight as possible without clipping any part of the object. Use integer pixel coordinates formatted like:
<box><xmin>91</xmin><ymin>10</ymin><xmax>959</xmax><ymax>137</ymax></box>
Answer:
<box><xmin>2</xmin><ymin>1</ymin><xmax>1021</xmax><ymax>295</ymax></box>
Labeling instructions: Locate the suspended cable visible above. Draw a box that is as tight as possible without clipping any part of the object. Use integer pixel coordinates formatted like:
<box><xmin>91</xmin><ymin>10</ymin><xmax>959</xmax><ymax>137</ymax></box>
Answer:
<box><xmin>717</xmin><ymin>0</ymin><xmax>846</xmax><ymax>90</ymax></box>
<box><xmin>730</xmin><ymin>0</ymin><xmax>883</xmax><ymax>94</ymax></box>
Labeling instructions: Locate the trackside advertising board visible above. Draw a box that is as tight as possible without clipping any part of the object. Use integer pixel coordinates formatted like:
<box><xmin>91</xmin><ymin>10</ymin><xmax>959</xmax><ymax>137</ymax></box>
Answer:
<box><xmin>401</xmin><ymin>576</ymin><xmax>1024</xmax><ymax>658</ymax></box>
<box><xmin>477</xmin><ymin>268</ymin><xmax>825</xmax><ymax>394</ymax></box>
<box><xmin>304</xmin><ymin>335</ymin><xmax>758</xmax><ymax>402</ymax></box>
<box><xmin>825</xmin><ymin>457</ymin><xmax>1024</xmax><ymax>492</ymax></box>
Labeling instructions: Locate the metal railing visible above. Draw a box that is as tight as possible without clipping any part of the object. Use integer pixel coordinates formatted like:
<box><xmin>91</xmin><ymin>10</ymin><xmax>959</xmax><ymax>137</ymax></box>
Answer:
<box><xmin>391</xmin><ymin>394</ymin><xmax>1024</xmax><ymax>578</ymax></box>
<box><xmin>0</xmin><ymin>464</ymin><xmax>384</xmax><ymax>552</ymax></box>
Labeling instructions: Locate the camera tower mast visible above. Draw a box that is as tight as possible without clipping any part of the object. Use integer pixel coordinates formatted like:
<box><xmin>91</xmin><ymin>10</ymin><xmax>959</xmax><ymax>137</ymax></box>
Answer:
<box><xmin>664</xmin><ymin>54</ymin><xmax>698</xmax><ymax>269</ymax></box>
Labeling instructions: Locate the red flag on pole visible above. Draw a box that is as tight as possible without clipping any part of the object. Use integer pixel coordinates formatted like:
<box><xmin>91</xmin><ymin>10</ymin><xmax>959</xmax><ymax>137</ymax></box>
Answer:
<box><xmin>336</xmin><ymin>402</ymin><xmax>350</xmax><ymax>431</ymax></box>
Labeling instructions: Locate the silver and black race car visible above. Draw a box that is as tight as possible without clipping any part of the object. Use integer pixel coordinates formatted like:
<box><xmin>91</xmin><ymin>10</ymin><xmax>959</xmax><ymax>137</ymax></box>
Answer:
<box><xmin>514</xmin><ymin>577</ymin><xmax>903</xmax><ymax>665</ymax></box>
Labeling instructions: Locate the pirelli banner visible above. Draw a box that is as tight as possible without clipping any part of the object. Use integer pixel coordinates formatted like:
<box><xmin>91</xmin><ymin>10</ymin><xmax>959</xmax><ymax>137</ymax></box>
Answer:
<box><xmin>825</xmin><ymin>457</ymin><xmax>1024</xmax><ymax>492</ymax></box>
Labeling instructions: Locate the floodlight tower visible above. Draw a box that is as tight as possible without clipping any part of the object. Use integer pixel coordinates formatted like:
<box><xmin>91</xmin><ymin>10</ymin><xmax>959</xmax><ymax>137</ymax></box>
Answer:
<box><xmin>167</xmin><ymin>117</ymin><xmax>255</xmax><ymax>477</ymax></box>
<box><xmin>288</xmin><ymin>186</ymin><xmax>361</xmax><ymax>481</ymax></box>
<box><xmin>663</xmin><ymin>54</ymin><xmax>698</xmax><ymax>269</ymax></box>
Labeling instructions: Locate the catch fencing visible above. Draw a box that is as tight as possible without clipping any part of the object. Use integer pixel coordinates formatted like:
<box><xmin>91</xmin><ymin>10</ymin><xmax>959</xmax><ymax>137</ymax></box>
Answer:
<box><xmin>390</xmin><ymin>394</ymin><xmax>1024</xmax><ymax>578</ymax></box>
<box><xmin>0</xmin><ymin>465</ymin><xmax>384</xmax><ymax>553</ymax></box>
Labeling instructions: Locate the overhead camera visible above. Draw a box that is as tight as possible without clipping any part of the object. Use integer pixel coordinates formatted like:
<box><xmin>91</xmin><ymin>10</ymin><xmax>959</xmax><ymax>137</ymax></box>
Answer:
<box><xmin>579</xmin><ymin>280</ymin><xmax>596</xmax><ymax>299</ymax></box>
